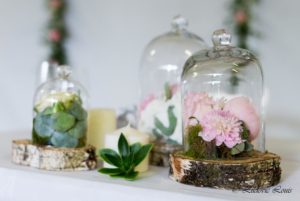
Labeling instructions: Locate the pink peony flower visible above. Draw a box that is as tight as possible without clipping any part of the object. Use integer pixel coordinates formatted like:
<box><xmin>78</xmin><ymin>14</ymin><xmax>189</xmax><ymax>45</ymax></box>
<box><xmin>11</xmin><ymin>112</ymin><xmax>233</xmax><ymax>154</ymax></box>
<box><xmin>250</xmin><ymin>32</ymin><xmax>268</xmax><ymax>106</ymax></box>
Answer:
<box><xmin>139</xmin><ymin>94</ymin><xmax>156</xmax><ymax>112</ymax></box>
<box><xmin>224</xmin><ymin>97</ymin><xmax>260</xmax><ymax>140</ymax></box>
<box><xmin>184</xmin><ymin>92</ymin><xmax>214</xmax><ymax>126</ymax></box>
<box><xmin>201</xmin><ymin>110</ymin><xmax>243</xmax><ymax>148</ymax></box>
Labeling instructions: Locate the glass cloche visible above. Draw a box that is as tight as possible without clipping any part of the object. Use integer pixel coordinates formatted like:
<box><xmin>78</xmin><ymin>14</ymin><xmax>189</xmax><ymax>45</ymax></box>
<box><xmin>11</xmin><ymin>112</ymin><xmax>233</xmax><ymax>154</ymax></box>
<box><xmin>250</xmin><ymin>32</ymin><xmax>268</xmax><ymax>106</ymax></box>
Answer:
<box><xmin>181</xmin><ymin>29</ymin><xmax>264</xmax><ymax>159</ymax></box>
<box><xmin>32</xmin><ymin>66</ymin><xmax>88</xmax><ymax>148</ymax></box>
<box><xmin>138</xmin><ymin>15</ymin><xmax>207</xmax><ymax>151</ymax></box>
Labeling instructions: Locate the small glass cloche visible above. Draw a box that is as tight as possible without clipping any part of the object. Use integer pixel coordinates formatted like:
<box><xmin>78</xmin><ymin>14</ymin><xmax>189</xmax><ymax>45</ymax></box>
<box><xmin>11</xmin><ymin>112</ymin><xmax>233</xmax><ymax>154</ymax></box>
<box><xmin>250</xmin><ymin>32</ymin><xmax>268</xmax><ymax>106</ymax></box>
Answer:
<box><xmin>181</xmin><ymin>29</ymin><xmax>264</xmax><ymax>159</ymax></box>
<box><xmin>32</xmin><ymin>66</ymin><xmax>88</xmax><ymax>148</ymax></box>
<box><xmin>138</xmin><ymin>15</ymin><xmax>207</xmax><ymax>148</ymax></box>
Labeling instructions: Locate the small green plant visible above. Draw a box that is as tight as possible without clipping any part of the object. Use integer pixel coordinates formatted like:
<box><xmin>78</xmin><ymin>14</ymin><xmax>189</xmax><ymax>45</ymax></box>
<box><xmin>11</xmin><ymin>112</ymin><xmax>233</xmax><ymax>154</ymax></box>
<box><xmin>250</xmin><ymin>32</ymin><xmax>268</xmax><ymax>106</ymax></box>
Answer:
<box><xmin>98</xmin><ymin>133</ymin><xmax>153</xmax><ymax>180</ymax></box>
<box><xmin>32</xmin><ymin>94</ymin><xmax>87</xmax><ymax>148</ymax></box>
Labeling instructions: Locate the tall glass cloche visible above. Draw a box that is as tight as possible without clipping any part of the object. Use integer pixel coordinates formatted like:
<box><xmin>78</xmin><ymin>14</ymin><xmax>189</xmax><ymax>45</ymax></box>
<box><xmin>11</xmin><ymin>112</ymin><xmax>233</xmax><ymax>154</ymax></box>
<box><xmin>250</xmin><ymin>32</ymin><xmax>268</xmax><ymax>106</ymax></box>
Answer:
<box><xmin>181</xmin><ymin>29</ymin><xmax>264</xmax><ymax>159</ymax></box>
<box><xmin>138</xmin><ymin>15</ymin><xmax>207</xmax><ymax>162</ymax></box>
<box><xmin>32</xmin><ymin>65</ymin><xmax>88</xmax><ymax>148</ymax></box>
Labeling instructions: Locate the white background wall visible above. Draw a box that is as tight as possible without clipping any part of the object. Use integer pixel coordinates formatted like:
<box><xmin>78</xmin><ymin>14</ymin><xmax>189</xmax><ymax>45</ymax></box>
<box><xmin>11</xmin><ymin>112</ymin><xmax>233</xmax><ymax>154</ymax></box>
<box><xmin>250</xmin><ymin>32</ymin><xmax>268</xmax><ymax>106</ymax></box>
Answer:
<box><xmin>0</xmin><ymin>0</ymin><xmax>299</xmax><ymax>140</ymax></box>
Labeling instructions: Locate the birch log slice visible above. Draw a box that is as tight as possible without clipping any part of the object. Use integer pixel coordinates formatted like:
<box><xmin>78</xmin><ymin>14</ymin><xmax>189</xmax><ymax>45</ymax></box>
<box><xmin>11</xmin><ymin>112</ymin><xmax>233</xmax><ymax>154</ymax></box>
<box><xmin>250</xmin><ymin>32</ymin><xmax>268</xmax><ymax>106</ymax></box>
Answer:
<box><xmin>169</xmin><ymin>151</ymin><xmax>281</xmax><ymax>190</ymax></box>
<box><xmin>150</xmin><ymin>142</ymin><xmax>183</xmax><ymax>167</ymax></box>
<box><xmin>12</xmin><ymin>139</ymin><xmax>97</xmax><ymax>171</ymax></box>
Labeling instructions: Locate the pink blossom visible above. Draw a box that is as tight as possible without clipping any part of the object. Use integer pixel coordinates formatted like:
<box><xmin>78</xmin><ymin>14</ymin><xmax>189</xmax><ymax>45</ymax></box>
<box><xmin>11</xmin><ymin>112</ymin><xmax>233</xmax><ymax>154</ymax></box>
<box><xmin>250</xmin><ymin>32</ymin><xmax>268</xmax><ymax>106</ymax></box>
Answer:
<box><xmin>48</xmin><ymin>29</ymin><xmax>61</xmax><ymax>42</ymax></box>
<box><xmin>200</xmin><ymin>110</ymin><xmax>243</xmax><ymax>148</ymax></box>
<box><xmin>235</xmin><ymin>10</ymin><xmax>247</xmax><ymax>24</ymax></box>
<box><xmin>224</xmin><ymin>97</ymin><xmax>260</xmax><ymax>140</ymax></box>
<box><xmin>184</xmin><ymin>92</ymin><xmax>214</xmax><ymax>125</ymax></box>
<box><xmin>214</xmin><ymin>97</ymin><xmax>226</xmax><ymax>110</ymax></box>
<box><xmin>50</xmin><ymin>0</ymin><xmax>62</xmax><ymax>9</ymax></box>
<box><xmin>139</xmin><ymin>94</ymin><xmax>156</xmax><ymax>112</ymax></box>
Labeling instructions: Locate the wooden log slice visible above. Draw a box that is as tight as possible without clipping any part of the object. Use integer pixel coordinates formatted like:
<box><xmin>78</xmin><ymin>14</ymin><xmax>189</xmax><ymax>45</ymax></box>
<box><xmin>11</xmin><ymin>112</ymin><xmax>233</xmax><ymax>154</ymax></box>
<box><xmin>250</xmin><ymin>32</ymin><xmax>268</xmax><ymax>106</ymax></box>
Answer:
<box><xmin>169</xmin><ymin>151</ymin><xmax>281</xmax><ymax>190</ymax></box>
<box><xmin>12</xmin><ymin>139</ymin><xmax>97</xmax><ymax>171</ymax></box>
<box><xmin>150</xmin><ymin>142</ymin><xmax>183</xmax><ymax>167</ymax></box>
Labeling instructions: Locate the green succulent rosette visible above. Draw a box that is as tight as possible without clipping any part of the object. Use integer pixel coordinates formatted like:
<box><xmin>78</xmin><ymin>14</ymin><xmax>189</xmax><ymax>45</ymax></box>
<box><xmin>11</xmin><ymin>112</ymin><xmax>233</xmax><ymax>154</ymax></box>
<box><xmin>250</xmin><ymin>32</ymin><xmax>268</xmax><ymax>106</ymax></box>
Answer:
<box><xmin>32</xmin><ymin>92</ymin><xmax>87</xmax><ymax>148</ymax></box>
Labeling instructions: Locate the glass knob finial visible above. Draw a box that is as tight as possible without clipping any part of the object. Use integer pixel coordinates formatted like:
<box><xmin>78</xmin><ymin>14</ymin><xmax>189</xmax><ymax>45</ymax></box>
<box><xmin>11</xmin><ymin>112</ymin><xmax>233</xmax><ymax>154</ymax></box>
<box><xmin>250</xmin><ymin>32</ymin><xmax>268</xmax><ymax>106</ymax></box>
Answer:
<box><xmin>212</xmin><ymin>29</ymin><xmax>231</xmax><ymax>46</ymax></box>
<box><xmin>56</xmin><ymin>65</ymin><xmax>72</xmax><ymax>79</ymax></box>
<box><xmin>171</xmin><ymin>15</ymin><xmax>188</xmax><ymax>30</ymax></box>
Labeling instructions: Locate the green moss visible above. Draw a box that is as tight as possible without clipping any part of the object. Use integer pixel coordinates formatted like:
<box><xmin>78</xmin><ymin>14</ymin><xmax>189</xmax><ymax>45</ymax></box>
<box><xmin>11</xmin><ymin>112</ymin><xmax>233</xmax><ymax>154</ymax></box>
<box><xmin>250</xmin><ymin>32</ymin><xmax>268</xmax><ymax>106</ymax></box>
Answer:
<box><xmin>183</xmin><ymin>124</ymin><xmax>217</xmax><ymax>159</ymax></box>
<box><xmin>182</xmin><ymin>124</ymin><xmax>255</xmax><ymax>160</ymax></box>
<box><xmin>240</xmin><ymin>121</ymin><xmax>250</xmax><ymax>140</ymax></box>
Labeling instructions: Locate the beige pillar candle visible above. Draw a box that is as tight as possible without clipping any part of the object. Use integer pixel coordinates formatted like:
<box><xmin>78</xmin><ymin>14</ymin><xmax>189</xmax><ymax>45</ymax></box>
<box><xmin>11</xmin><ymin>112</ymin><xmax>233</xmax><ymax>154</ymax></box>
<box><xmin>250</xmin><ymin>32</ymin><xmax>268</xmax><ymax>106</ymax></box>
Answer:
<box><xmin>87</xmin><ymin>108</ymin><xmax>117</xmax><ymax>154</ymax></box>
<box><xmin>104</xmin><ymin>125</ymin><xmax>150</xmax><ymax>172</ymax></box>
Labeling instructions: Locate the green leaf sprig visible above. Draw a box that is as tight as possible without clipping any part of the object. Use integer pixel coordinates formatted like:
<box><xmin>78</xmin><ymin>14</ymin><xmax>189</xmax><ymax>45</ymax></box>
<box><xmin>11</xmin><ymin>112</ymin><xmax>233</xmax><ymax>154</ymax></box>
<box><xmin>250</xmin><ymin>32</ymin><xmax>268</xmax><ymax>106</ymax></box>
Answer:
<box><xmin>152</xmin><ymin>105</ymin><xmax>177</xmax><ymax>141</ymax></box>
<box><xmin>98</xmin><ymin>133</ymin><xmax>153</xmax><ymax>180</ymax></box>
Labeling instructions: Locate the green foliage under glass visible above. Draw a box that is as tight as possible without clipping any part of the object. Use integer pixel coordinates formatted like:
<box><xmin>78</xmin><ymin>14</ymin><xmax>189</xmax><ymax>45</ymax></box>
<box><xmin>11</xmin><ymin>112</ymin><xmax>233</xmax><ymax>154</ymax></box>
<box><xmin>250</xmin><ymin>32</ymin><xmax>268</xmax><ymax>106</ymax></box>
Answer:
<box><xmin>99</xmin><ymin>133</ymin><xmax>152</xmax><ymax>180</ymax></box>
<box><xmin>32</xmin><ymin>96</ymin><xmax>87</xmax><ymax>148</ymax></box>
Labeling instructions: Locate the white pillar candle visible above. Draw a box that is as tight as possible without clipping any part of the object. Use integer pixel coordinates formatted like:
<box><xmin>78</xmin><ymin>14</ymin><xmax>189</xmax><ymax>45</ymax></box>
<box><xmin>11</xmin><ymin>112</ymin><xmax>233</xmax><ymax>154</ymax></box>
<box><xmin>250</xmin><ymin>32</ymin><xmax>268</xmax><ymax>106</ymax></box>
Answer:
<box><xmin>87</xmin><ymin>108</ymin><xmax>117</xmax><ymax>154</ymax></box>
<box><xmin>104</xmin><ymin>125</ymin><xmax>150</xmax><ymax>172</ymax></box>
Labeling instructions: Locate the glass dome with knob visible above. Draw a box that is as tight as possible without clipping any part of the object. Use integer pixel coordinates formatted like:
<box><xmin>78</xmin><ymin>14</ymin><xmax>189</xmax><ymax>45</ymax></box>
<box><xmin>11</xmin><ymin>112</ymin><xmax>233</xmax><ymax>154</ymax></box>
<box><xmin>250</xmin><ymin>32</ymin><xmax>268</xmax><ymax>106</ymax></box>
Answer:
<box><xmin>32</xmin><ymin>65</ymin><xmax>88</xmax><ymax>148</ymax></box>
<box><xmin>138</xmin><ymin>15</ymin><xmax>207</xmax><ymax>151</ymax></box>
<box><xmin>181</xmin><ymin>29</ymin><xmax>264</xmax><ymax>159</ymax></box>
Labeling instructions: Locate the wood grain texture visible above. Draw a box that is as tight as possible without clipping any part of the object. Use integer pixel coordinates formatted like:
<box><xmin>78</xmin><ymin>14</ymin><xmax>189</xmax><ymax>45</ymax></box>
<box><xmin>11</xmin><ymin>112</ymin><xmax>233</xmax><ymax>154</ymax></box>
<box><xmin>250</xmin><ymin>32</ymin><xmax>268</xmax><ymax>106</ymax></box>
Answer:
<box><xmin>169</xmin><ymin>151</ymin><xmax>281</xmax><ymax>190</ymax></box>
<box><xmin>12</xmin><ymin>139</ymin><xmax>97</xmax><ymax>171</ymax></box>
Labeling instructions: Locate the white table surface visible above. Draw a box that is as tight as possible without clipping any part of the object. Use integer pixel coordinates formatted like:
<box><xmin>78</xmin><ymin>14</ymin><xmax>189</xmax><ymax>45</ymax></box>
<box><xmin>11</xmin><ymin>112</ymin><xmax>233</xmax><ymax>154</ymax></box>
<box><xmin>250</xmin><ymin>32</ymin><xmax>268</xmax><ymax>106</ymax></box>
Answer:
<box><xmin>0</xmin><ymin>131</ymin><xmax>299</xmax><ymax>201</ymax></box>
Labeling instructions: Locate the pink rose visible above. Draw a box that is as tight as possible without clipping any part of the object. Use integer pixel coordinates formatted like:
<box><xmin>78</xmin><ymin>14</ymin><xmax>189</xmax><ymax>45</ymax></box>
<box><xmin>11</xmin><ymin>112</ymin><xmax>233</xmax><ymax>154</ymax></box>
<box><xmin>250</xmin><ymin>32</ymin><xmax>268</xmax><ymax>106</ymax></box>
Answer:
<box><xmin>184</xmin><ymin>92</ymin><xmax>214</xmax><ymax>126</ymax></box>
<box><xmin>224</xmin><ymin>97</ymin><xmax>260</xmax><ymax>140</ymax></box>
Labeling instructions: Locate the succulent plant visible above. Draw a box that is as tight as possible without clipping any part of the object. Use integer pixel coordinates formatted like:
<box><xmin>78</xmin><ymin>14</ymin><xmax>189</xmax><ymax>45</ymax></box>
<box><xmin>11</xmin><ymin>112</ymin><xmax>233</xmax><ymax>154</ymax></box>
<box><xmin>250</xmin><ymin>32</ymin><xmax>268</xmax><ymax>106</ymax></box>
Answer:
<box><xmin>32</xmin><ymin>94</ymin><xmax>87</xmax><ymax>148</ymax></box>
<box><xmin>99</xmin><ymin>133</ymin><xmax>152</xmax><ymax>180</ymax></box>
